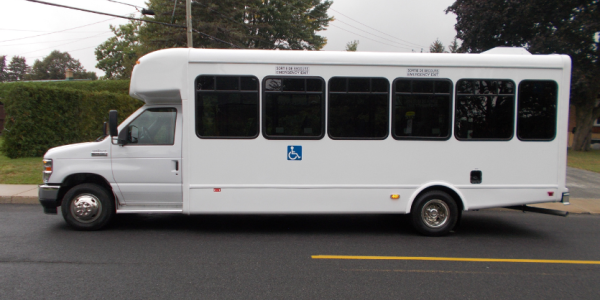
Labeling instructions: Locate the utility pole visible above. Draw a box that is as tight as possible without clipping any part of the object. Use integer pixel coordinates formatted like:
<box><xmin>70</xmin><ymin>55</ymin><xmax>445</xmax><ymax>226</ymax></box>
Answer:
<box><xmin>186</xmin><ymin>0</ymin><xmax>193</xmax><ymax>48</ymax></box>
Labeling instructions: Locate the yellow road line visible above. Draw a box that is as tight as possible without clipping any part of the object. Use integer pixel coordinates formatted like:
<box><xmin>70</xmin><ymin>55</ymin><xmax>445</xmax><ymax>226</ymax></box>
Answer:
<box><xmin>311</xmin><ymin>255</ymin><xmax>600</xmax><ymax>265</ymax></box>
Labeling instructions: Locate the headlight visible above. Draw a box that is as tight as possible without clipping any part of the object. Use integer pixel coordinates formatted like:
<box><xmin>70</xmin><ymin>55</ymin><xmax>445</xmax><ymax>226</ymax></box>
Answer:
<box><xmin>43</xmin><ymin>159</ymin><xmax>52</xmax><ymax>183</ymax></box>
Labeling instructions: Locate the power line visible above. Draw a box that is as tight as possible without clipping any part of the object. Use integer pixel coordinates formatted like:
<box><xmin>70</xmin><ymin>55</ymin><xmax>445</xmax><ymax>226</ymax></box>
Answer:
<box><xmin>0</xmin><ymin>18</ymin><xmax>116</xmax><ymax>43</ymax></box>
<box><xmin>19</xmin><ymin>32</ymin><xmax>114</xmax><ymax>55</ymax></box>
<box><xmin>330</xmin><ymin>8</ymin><xmax>425</xmax><ymax>48</ymax></box>
<box><xmin>192</xmin><ymin>29</ymin><xmax>242</xmax><ymax>49</ymax></box>
<box><xmin>28</xmin><ymin>45</ymin><xmax>100</xmax><ymax>60</ymax></box>
<box><xmin>25</xmin><ymin>0</ymin><xmax>185</xmax><ymax>29</ymax></box>
<box><xmin>333</xmin><ymin>19</ymin><xmax>420</xmax><ymax>49</ymax></box>
<box><xmin>25</xmin><ymin>0</ymin><xmax>241</xmax><ymax>49</ymax></box>
<box><xmin>330</xmin><ymin>24</ymin><xmax>411</xmax><ymax>51</ymax></box>
<box><xmin>2</xmin><ymin>33</ymin><xmax>112</xmax><ymax>47</ymax></box>
<box><xmin>105</xmin><ymin>0</ymin><xmax>143</xmax><ymax>10</ymax></box>
<box><xmin>0</xmin><ymin>28</ymin><xmax>107</xmax><ymax>33</ymax></box>
<box><xmin>191</xmin><ymin>1</ymin><xmax>273</xmax><ymax>47</ymax></box>
<box><xmin>1</xmin><ymin>38</ymin><xmax>82</xmax><ymax>47</ymax></box>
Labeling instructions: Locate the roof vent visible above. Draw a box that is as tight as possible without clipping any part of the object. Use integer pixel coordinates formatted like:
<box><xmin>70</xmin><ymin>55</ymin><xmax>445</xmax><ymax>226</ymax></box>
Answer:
<box><xmin>481</xmin><ymin>47</ymin><xmax>531</xmax><ymax>55</ymax></box>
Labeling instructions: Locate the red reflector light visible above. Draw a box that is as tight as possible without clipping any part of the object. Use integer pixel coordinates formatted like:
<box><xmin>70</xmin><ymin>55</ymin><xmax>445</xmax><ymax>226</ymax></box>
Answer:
<box><xmin>214</xmin><ymin>188</ymin><xmax>221</xmax><ymax>192</ymax></box>
<box><xmin>548</xmin><ymin>191</ymin><xmax>554</xmax><ymax>196</ymax></box>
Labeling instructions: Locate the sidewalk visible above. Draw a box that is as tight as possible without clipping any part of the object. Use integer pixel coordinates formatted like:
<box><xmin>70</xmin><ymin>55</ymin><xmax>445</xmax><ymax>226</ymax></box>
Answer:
<box><xmin>0</xmin><ymin>184</ymin><xmax>39</xmax><ymax>205</ymax></box>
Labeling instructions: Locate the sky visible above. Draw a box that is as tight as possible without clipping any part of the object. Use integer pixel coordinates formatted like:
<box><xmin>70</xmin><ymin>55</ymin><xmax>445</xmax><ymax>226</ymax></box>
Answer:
<box><xmin>1</xmin><ymin>0</ymin><xmax>458</xmax><ymax>77</ymax></box>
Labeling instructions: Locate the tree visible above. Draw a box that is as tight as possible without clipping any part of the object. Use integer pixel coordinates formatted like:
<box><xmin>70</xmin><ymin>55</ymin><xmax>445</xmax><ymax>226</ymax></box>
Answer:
<box><xmin>95</xmin><ymin>0</ymin><xmax>333</xmax><ymax>79</ymax></box>
<box><xmin>0</xmin><ymin>56</ymin><xmax>6</xmax><ymax>82</ymax></box>
<box><xmin>446</xmin><ymin>0</ymin><xmax>600</xmax><ymax>151</ymax></box>
<box><xmin>429</xmin><ymin>39</ymin><xmax>446</xmax><ymax>53</ymax></box>
<box><xmin>6</xmin><ymin>56</ymin><xmax>30</xmax><ymax>81</ymax></box>
<box><xmin>30</xmin><ymin>50</ymin><xmax>96</xmax><ymax>80</ymax></box>
<box><xmin>95</xmin><ymin>22</ymin><xmax>142</xmax><ymax>79</ymax></box>
<box><xmin>345</xmin><ymin>40</ymin><xmax>359</xmax><ymax>51</ymax></box>
<box><xmin>448</xmin><ymin>37</ymin><xmax>461</xmax><ymax>53</ymax></box>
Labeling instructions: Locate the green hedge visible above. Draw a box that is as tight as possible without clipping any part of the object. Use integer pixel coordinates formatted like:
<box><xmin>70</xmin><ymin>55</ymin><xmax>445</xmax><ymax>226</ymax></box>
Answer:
<box><xmin>0</xmin><ymin>83</ymin><xmax>143</xmax><ymax>158</ymax></box>
<box><xmin>0</xmin><ymin>80</ymin><xmax>130</xmax><ymax>100</ymax></box>
<box><xmin>35</xmin><ymin>80</ymin><xmax>131</xmax><ymax>94</ymax></box>
<box><xmin>0</xmin><ymin>80</ymin><xmax>130</xmax><ymax>95</ymax></box>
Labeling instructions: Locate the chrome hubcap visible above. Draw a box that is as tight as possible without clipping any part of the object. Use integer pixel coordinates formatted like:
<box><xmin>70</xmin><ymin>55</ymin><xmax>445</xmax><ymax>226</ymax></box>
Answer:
<box><xmin>70</xmin><ymin>194</ymin><xmax>102</xmax><ymax>223</ymax></box>
<box><xmin>421</xmin><ymin>199</ymin><xmax>449</xmax><ymax>228</ymax></box>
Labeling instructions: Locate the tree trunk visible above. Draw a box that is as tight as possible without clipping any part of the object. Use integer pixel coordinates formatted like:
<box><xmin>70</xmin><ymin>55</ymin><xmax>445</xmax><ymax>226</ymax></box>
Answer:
<box><xmin>572</xmin><ymin>102</ymin><xmax>600</xmax><ymax>151</ymax></box>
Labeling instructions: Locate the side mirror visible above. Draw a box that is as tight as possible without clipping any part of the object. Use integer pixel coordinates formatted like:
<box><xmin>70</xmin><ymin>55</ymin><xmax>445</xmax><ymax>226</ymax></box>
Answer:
<box><xmin>129</xmin><ymin>126</ymin><xmax>139</xmax><ymax>143</ymax></box>
<box><xmin>102</xmin><ymin>122</ymin><xmax>108</xmax><ymax>136</ymax></box>
<box><xmin>117</xmin><ymin>125</ymin><xmax>129</xmax><ymax>145</ymax></box>
<box><xmin>109</xmin><ymin>110</ymin><xmax>118</xmax><ymax>137</ymax></box>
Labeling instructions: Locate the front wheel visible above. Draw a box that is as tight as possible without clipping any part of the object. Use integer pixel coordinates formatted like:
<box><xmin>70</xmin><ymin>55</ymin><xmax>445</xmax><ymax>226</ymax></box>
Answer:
<box><xmin>61</xmin><ymin>183</ymin><xmax>115</xmax><ymax>230</ymax></box>
<box><xmin>411</xmin><ymin>191</ymin><xmax>458</xmax><ymax>236</ymax></box>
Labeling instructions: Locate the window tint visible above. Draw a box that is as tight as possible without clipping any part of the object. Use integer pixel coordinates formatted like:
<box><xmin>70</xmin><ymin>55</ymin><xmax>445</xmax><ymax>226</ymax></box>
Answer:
<box><xmin>126</xmin><ymin>108</ymin><xmax>177</xmax><ymax>145</ymax></box>
<box><xmin>517</xmin><ymin>81</ymin><xmax>557</xmax><ymax>141</ymax></box>
<box><xmin>328</xmin><ymin>77</ymin><xmax>389</xmax><ymax>139</ymax></box>
<box><xmin>196</xmin><ymin>76</ymin><xmax>259</xmax><ymax>138</ymax></box>
<box><xmin>263</xmin><ymin>77</ymin><xmax>324</xmax><ymax>139</ymax></box>
<box><xmin>455</xmin><ymin>79</ymin><xmax>515</xmax><ymax>140</ymax></box>
<box><xmin>393</xmin><ymin>79</ymin><xmax>452</xmax><ymax>140</ymax></box>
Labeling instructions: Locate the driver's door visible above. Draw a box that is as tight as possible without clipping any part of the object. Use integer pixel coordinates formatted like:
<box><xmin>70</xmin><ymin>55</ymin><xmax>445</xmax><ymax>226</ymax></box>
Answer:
<box><xmin>111</xmin><ymin>106</ymin><xmax>182</xmax><ymax>205</ymax></box>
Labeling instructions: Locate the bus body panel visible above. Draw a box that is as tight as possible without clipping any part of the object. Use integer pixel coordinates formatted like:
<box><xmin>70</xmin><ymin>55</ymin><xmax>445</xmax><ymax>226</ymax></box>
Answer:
<box><xmin>123</xmin><ymin>48</ymin><xmax>571</xmax><ymax>214</ymax></box>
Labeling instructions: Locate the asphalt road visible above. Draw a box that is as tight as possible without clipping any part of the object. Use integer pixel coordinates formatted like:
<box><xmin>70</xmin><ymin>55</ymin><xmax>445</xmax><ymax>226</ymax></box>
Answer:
<box><xmin>1</xmin><ymin>205</ymin><xmax>600</xmax><ymax>299</ymax></box>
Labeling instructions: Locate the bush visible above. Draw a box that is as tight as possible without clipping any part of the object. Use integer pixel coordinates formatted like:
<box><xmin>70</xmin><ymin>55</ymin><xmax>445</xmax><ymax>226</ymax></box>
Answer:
<box><xmin>0</xmin><ymin>82</ymin><xmax>142</xmax><ymax>158</ymax></box>
<box><xmin>0</xmin><ymin>80</ymin><xmax>130</xmax><ymax>99</ymax></box>
<box><xmin>33</xmin><ymin>80</ymin><xmax>131</xmax><ymax>94</ymax></box>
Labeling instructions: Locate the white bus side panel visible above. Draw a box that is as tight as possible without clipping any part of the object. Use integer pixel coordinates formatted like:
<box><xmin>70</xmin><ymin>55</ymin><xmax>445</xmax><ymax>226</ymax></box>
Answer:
<box><xmin>189</xmin><ymin>188</ymin><xmax>409</xmax><ymax>213</ymax></box>
<box><xmin>183</xmin><ymin>61</ymin><xmax>567</xmax><ymax>214</ymax></box>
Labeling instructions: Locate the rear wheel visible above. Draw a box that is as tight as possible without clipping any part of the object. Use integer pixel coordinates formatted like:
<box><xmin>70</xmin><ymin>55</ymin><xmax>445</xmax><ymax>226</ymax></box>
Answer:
<box><xmin>61</xmin><ymin>183</ymin><xmax>115</xmax><ymax>230</ymax></box>
<box><xmin>411</xmin><ymin>191</ymin><xmax>458</xmax><ymax>236</ymax></box>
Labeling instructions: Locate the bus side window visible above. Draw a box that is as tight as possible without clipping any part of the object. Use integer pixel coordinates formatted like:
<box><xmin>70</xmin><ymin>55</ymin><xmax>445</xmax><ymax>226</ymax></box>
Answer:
<box><xmin>262</xmin><ymin>77</ymin><xmax>325</xmax><ymax>139</ymax></box>
<box><xmin>392</xmin><ymin>79</ymin><xmax>452</xmax><ymax>140</ymax></box>
<box><xmin>195</xmin><ymin>75</ymin><xmax>259</xmax><ymax>139</ymax></box>
<box><xmin>328</xmin><ymin>77</ymin><xmax>389</xmax><ymax>139</ymax></box>
<box><xmin>517</xmin><ymin>80</ymin><xmax>558</xmax><ymax>141</ymax></box>
<box><xmin>455</xmin><ymin>79</ymin><xmax>515</xmax><ymax>140</ymax></box>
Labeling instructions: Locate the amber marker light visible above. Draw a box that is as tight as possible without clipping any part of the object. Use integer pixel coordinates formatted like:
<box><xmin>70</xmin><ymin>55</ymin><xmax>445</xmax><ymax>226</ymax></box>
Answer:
<box><xmin>391</xmin><ymin>194</ymin><xmax>400</xmax><ymax>200</ymax></box>
<box><xmin>43</xmin><ymin>160</ymin><xmax>52</xmax><ymax>172</ymax></box>
<box><xmin>43</xmin><ymin>159</ymin><xmax>53</xmax><ymax>183</ymax></box>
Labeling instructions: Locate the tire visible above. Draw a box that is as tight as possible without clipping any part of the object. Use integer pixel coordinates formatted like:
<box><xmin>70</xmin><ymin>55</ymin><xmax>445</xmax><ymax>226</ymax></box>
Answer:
<box><xmin>61</xmin><ymin>183</ymin><xmax>115</xmax><ymax>231</ymax></box>
<box><xmin>411</xmin><ymin>191</ymin><xmax>459</xmax><ymax>237</ymax></box>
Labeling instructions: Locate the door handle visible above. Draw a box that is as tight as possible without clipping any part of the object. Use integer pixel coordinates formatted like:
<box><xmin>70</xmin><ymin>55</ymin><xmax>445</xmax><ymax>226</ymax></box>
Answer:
<box><xmin>173</xmin><ymin>160</ymin><xmax>179</xmax><ymax>171</ymax></box>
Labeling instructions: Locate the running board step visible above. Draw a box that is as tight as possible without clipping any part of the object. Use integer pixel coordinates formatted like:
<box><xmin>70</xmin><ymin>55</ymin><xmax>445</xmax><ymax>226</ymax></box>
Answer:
<box><xmin>504</xmin><ymin>205</ymin><xmax>568</xmax><ymax>217</ymax></box>
<box><xmin>117</xmin><ymin>205</ymin><xmax>183</xmax><ymax>214</ymax></box>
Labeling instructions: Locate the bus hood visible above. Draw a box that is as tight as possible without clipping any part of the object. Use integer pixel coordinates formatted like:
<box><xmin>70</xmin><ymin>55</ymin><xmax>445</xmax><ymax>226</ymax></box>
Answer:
<box><xmin>43</xmin><ymin>139</ymin><xmax>110</xmax><ymax>159</ymax></box>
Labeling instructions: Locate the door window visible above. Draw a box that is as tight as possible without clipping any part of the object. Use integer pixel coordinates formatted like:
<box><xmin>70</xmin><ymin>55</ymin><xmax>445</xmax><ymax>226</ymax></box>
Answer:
<box><xmin>125</xmin><ymin>108</ymin><xmax>177</xmax><ymax>145</ymax></box>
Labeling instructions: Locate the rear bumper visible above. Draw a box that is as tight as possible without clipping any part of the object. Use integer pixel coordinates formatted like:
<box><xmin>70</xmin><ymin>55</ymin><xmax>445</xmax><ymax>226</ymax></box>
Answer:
<box><xmin>39</xmin><ymin>184</ymin><xmax>60</xmax><ymax>214</ymax></box>
<box><xmin>561</xmin><ymin>192</ymin><xmax>570</xmax><ymax>205</ymax></box>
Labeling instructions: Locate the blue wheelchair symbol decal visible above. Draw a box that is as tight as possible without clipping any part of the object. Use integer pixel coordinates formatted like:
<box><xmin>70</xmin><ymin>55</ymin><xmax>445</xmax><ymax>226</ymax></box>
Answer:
<box><xmin>287</xmin><ymin>145</ymin><xmax>302</xmax><ymax>161</ymax></box>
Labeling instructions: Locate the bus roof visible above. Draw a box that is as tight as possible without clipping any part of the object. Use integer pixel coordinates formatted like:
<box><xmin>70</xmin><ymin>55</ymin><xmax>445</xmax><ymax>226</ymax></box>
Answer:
<box><xmin>129</xmin><ymin>48</ymin><xmax>571</xmax><ymax>104</ymax></box>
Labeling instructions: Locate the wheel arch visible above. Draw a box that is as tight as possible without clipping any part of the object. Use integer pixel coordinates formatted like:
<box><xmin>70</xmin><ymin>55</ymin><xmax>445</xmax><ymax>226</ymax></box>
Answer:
<box><xmin>406</xmin><ymin>182</ymin><xmax>467</xmax><ymax>214</ymax></box>
<box><xmin>57</xmin><ymin>173</ymin><xmax>114</xmax><ymax>206</ymax></box>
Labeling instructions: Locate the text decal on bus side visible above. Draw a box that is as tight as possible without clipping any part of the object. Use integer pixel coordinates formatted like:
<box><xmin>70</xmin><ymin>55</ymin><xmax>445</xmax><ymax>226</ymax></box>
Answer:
<box><xmin>287</xmin><ymin>145</ymin><xmax>302</xmax><ymax>161</ymax></box>
<box><xmin>276</xmin><ymin>66</ymin><xmax>310</xmax><ymax>75</ymax></box>
<box><xmin>407</xmin><ymin>68</ymin><xmax>440</xmax><ymax>77</ymax></box>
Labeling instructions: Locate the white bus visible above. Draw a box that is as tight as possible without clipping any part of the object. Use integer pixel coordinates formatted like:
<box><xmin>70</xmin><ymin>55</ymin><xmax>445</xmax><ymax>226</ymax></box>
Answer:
<box><xmin>39</xmin><ymin>47</ymin><xmax>571</xmax><ymax>236</ymax></box>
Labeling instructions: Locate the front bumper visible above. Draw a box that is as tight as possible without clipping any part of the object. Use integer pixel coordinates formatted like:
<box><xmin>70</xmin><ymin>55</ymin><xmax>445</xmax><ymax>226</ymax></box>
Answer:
<box><xmin>39</xmin><ymin>184</ymin><xmax>60</xmax><ymax>214</ymax></box>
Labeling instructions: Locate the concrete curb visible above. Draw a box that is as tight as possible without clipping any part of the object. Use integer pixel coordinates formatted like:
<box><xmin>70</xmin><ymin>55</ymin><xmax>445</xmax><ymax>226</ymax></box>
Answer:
<box><xmin>530</xmin><ymin>198</ymin><xmax>600</xmax><ymax>214</ymax></box>
<box><xmin>0</xmin><ymin>184</ymin><xmax>39</xmax><ymax>204</ymax></box>
<box><xmin>0</xmin><ymin>196</ymin><xmax>39</xmax><ymax>205</ymax></box>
